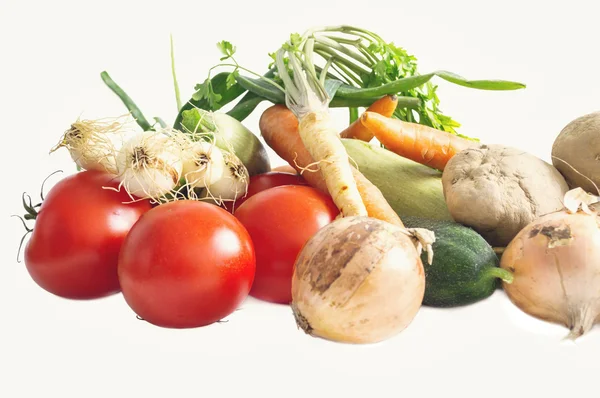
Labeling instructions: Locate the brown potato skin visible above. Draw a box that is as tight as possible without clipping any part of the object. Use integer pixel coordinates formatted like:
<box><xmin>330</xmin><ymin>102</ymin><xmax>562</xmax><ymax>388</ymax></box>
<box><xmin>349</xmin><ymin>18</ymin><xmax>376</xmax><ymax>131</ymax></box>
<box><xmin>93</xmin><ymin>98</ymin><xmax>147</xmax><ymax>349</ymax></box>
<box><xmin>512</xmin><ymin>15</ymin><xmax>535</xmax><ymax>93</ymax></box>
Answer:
<box><xmin>442</xmin><ymin>144</ymin><xmax>569</xmax><ymax>246</ymax></box>
<box><xmin>552</xmin><ymin>111</ymin><xmax>600</xmax><ymax>194</ymax></box>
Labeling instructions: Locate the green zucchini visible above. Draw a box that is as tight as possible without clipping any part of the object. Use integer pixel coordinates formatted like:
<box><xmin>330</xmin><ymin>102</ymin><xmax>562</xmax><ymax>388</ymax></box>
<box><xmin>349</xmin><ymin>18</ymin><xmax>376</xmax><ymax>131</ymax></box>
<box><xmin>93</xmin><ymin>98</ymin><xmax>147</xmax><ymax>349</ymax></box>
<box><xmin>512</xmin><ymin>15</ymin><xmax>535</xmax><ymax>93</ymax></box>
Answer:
<box><xmin>403</xmin><ymin>216</ymin><xmax>513</xmax><ymax>307</ymax></box>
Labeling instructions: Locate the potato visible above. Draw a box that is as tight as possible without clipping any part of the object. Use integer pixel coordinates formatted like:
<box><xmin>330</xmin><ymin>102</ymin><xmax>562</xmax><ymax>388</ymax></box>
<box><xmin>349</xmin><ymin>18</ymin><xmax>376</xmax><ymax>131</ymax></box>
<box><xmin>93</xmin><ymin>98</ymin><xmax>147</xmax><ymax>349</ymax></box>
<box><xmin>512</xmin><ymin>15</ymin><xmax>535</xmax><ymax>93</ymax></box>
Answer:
<box><xmin>552</xmin><ymin>111</ymin><xmax>600</xmax><ymax>194</ymax></box>
<box><xmin>442</xmin><ymin>144</ymin><xmax>569</xmax><ymax>246</ymax></box>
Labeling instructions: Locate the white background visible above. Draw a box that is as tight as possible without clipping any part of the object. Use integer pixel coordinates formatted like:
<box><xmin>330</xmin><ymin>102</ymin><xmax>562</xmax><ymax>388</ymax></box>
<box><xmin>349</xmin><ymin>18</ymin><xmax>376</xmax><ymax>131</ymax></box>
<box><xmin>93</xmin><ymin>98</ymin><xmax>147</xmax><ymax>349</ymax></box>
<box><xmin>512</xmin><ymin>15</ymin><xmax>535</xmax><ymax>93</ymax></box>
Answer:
<box><xmin>2</xmin><ymin>0</ymin><xmax>599</xmax><ymax>397</ymax></box>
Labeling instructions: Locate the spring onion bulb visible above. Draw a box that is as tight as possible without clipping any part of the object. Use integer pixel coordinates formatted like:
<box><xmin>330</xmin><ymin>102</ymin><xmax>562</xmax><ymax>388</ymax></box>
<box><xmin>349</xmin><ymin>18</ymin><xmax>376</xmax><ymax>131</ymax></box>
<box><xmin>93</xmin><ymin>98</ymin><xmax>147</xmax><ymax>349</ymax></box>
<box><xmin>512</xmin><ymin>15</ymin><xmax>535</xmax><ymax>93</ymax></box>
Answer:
<box><xmin>51</xmin><ymin>117</ymin><xmax>125</xmax><ymax>174</ymax></box>
<box><xmin>205</xmin><ymin>152</ymin><xmax>249</xmax><ymax>203</ymax></box>
<box><xmin>181</xmin><ymin>140</ymin><xmax>226</xmax><ymax>189</ymax></box>
<box><xmin>115</xmin><ymin>128</ymin><xmax>185</xmax><ymax>201</ymax></box>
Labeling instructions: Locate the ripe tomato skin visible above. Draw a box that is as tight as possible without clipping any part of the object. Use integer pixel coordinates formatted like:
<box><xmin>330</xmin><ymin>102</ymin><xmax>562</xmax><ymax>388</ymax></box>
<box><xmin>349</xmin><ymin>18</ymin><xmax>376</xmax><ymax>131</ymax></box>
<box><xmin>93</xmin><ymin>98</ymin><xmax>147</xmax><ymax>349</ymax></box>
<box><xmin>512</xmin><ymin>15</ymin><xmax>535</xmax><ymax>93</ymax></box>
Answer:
<box><xmin>118</xmin><ymin>200</ymin><xmax>256</xmax><ymax>328</ymax></box>
<box><xmin>224</xmin><ymin>172</ymin><xmax>307</xmax><ymax>213</ymax></box>
<box><xmin>23</xmin><ymin>170</ymin><xmax>152</xmax><ymax>300</ymax></box>
<box><xmin>235</xmin><ymin>185</ymin><xmax>339</xmax><ymax>304</ymax></box>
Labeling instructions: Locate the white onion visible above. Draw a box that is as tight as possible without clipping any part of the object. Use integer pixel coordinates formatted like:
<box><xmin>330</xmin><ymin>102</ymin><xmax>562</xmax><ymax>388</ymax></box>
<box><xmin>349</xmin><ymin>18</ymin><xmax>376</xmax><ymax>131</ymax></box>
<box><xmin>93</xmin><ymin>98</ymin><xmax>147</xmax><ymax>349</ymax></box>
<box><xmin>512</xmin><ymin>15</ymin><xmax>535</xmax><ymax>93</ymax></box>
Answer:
<box><xmin>181</xmin><ymin>140</ymin><xmax>225</xmax><ymax>188</ymax></box>
<box><xmin>500</xmin><ymin>198</ymin><xmax>600</xmax><ymax>339</ymax></box>
<box><xmin>51</xmin><ymin>118</ymin><xmax>125</xmax><ymax>174</ymax></box>
<box><xmin>291</xmin><ymin>216</ymin><xmax>426</xmax><ymax>344</ymax></box>
<box><xmin>115</xmin><ymin>129</ymin><xmax>185</xmax><ymax>201</ymax></box>
<box><xmin>204</xmin><ymin>152</ymin><xmax>249</xmax><ymax>203</ymax></box>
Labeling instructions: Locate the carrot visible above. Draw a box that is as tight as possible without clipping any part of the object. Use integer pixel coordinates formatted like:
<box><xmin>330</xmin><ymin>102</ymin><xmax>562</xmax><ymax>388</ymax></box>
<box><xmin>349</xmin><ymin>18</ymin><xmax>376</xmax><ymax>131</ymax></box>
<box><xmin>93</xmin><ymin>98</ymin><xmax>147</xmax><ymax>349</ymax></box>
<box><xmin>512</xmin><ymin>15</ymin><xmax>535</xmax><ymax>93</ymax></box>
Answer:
<box><xmin>271</xmin><ymin>164</ymin><xmax>298</xmax><ymax>174</ymax></box>
<box><xmin>360</xmin><ymin>111</ymin><xmax>477</xmax><ymax>171</ymax></box>
<box><xmin>340</xmin><ymin>95</ymin><xmax>398</xmax><ymax>141</ymax></box>
<box><xmin>259</xmin><ymin>104</ymin><xmax>404</xmax><ymax>227</ymax></box>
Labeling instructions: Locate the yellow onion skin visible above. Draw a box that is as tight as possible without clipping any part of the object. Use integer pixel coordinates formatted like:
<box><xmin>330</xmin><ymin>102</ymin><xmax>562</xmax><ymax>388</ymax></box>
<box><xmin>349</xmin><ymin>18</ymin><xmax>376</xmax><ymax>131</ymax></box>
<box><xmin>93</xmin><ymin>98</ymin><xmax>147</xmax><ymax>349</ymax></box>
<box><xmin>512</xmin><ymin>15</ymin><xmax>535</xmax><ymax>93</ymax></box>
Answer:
<box><xmin>291</xmin><ymin>216</ymin><xmax>425</xmax><ymax>344</ymax></box>
<box><xmin>500</xmin><ymin>210</ymin><xmax>600</xmax><ymax>339</ymax></box>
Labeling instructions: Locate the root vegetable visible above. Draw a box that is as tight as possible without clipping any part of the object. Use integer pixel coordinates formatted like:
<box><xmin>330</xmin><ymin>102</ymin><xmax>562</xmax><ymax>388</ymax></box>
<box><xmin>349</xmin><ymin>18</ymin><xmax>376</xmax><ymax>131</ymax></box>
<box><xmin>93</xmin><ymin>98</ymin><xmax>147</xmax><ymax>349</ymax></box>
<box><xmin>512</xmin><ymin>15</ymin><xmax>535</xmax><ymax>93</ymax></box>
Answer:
<box><xmin>442</xmin><ymin>144</ymin><xmax>569</xmax><ymax>246</ymax></box>
<box><xmin>259</xmin><ymin>104</ymin><xmax>404</xmax><ymax>226</ymax></box>
<box><xmin>272</xmin><ymin>41</ymin><xmax>367</xmax><ymax>218</ymax></box>
<box><xmin>500</xmin><ymin>197</ymin><xmax>600</xmax><ymax>339</ymax></box>
<box><xmin>343</xmin><ymin>139</ymin><xmax>452</xmax><ymax>221</ymax></box>
<box><xmin>115</xmin><ymin>129</ymin><xmax>185</xmax><ymax>201</ymax></box>
<box><xmin>204</xmin><ymin>152</ymin><xmax>249</xmax><ymax>202</ymax></box>
<box><xmin>552</xmin><ymin>111</ymin><xmax>600</xmax><ymax>193</ymax></box>
<box><xmin>359</xmin><ymin>111</ymin><xmax>477</xmax><ymax>171</ymax></box>
<box><xmin>51</xmin><ymin>117</ymin><xmax>124</xmax><ymax>174</ymax></box>
<box><xmin>181</xmin><ymin>141</ymin><xmax>225</xmax><ymax>188</ymax></box>
<box><xmin>340</xmin><ymin>95</ymin><xmax>398</xmax><ymax>141</ymax></box>
<box><xmin>265</xmin><ymin>32</ymin><xmax>435</xmax><ymax>344</ymax></box>
<box><xmin>180</xmin><ymin>107</ymin><xmax>271</xmax><ymax>176</ymax></box>
<box><xmin>271</xmin><ymin>164</ymin><xmax>298</xmax><ymax>174</ymax></box>
<box><xmin>291</xmin><ymin>216</ymin><xmax>426</xmax><ymax>344</ymax></box>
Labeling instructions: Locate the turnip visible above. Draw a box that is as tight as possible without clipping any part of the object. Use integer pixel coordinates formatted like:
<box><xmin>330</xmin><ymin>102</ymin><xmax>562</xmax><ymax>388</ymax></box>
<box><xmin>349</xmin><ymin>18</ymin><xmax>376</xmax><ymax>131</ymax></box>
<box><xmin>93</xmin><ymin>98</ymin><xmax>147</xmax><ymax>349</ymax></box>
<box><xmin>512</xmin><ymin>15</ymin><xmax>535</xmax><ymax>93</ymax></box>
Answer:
<box><xmin>500</xmin><ymin>188</ymin><xmax>600</xmax><ymax>339</ymax></box>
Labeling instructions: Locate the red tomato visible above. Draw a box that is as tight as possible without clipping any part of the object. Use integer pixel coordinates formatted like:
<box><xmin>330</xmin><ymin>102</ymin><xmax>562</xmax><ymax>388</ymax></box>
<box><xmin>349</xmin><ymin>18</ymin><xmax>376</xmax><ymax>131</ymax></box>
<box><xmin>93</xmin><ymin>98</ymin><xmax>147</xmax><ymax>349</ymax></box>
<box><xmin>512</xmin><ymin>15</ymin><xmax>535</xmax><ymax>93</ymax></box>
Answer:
<box><xmin>118</xmin><ymin>200</ymin><xmax>256</xmax><ymax>328</ymax></box>
<box><xmin>224</xmin><ymin>172</ymin><xmax>307</xmax><ymax>213</ymax></box>
<box><xmin>235</xmin><ymin>185</ymin><xmax>339</xmax><ymax>304</ymax></box>
<box><xmin>23</xmin><ymin>170</ymin><xmax>152</xmax><ymax>299</ymax></box>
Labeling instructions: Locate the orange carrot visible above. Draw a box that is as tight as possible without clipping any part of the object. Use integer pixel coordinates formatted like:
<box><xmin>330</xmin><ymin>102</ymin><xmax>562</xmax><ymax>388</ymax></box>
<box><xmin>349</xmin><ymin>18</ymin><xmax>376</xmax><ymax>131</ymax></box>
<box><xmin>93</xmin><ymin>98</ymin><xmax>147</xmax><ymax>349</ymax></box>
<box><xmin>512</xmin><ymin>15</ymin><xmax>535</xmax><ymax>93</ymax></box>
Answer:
<box><xmin>360</xmin><ymin>111</ymin><xmax>477</xmax><ymax>171</ymax></box>
<box><xmin>259</xmin><ymin>104</ymin><xmax>404</xmax><ymax>227</ymax></box>
<box><xmin>272</xmin><ymin>164</ymin><xmax>298</xmax><ymax>174</ymax></box>
<box><xmin>340</xmin><ymin>95</ymin><xmax>398</xmax><ymax>141</ymax></box>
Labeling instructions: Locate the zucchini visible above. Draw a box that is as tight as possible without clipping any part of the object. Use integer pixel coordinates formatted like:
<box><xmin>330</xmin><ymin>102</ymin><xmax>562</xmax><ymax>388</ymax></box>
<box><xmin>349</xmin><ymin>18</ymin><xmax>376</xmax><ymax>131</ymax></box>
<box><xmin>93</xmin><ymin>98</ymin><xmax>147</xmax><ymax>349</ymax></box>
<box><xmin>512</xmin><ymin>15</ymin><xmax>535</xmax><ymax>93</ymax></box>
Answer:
<box><xmin>403</xmin><ymin>216</ymin><xmax>513</xmax><ymax>307</ymax></box>
<box><xmin>342</xmin><ymin>138</ymin><xmax>452</xmax><ymax>221</ymax></box>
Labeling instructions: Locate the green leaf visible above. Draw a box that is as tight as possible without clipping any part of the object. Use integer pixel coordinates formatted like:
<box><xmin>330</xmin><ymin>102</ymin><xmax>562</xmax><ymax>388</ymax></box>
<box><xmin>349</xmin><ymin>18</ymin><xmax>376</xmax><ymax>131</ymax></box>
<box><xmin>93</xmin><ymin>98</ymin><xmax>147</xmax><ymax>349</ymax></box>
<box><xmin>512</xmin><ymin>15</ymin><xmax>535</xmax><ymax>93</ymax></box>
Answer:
<box><xmin>349</xmin><ymin>107</ymin><xmax>359</xmax><ymax>124</ymax></box>
<box><xmin>217</xmin><ymin>40</ymin><xmax>236</xmax><ymax>61</ymax></box>
<box><xmin>374</xmin><ymin>61</ymin><xmax>388</xmax><ymax>79</ymax></box>
<box><xmin>170</xmin><ymin>34</ymin><xmax>182</xmax><ymax>112</ymax></box>
<box><xmin>192</xmin><ymin>78</ymin><xmax>223</xmax><ymax>108</ymax></box>
<box><xmin>290</xmin><ymin>33</ymin><xmax>302</xmax><ymax>47</ymax></box>
<box><xmin>226</xmin><ymin>70</ymin><xmax>239</xmax><ymax>89</ymax></box>
<box><xmin>100</xmin><ymin>71</ymin><xmax>153</xmax><ymax>131</ymax></box>
<box><xmin>367</xmin><ymin>42</ymin><xmax>381</xmax><ymax>53</ymax></box>
<box><xmin>154</xmin><ymin>117</ymin><xmax>167</xmax><ymax>128</ymax></box>
<box><xmin>235</xmin><ymin>74</ymin><xmax>285</xmax><ymax>104</ymax></box>
<box><xmin>336</xmin><ymin>73</ymin><xmax>435</xmax><ymax>99</ymax></box>
<box><xmin>181</xmin><ymin>108</ymin><xmax>216</xmax><ymax>138</ymax></box>
<box><xmin>283</xmin><ymin>33</ymin><xmax>303</xmax><ymax>52</ymax></box>
<box><xmin>324</xmin><ymin>78</ymin><xmax>343</xmax><ymax>102</ymax></box>
<box><xmin>192</xmin><ymin>78</ymin><xmax>211</xmax><ymax>101</ymax></box>
<box><xmin>435</xmin><ymin>70</ymin><xmax>526</xmax><ymax>90</ymax></box>
<box><xmin>227</xmin><ymin>92</ymin><xmax>264</xmax><ymax>121</ymax></box>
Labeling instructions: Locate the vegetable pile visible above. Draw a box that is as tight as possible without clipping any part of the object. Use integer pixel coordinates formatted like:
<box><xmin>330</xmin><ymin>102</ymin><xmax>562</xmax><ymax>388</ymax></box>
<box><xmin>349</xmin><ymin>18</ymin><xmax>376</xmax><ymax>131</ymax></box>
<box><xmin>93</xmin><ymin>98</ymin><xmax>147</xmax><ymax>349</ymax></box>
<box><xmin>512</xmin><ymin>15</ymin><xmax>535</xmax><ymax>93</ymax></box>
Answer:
<box><xmin>15</xmin><ymin>25</ymin><xmax>600</xmax><ymax>343</ymax></box>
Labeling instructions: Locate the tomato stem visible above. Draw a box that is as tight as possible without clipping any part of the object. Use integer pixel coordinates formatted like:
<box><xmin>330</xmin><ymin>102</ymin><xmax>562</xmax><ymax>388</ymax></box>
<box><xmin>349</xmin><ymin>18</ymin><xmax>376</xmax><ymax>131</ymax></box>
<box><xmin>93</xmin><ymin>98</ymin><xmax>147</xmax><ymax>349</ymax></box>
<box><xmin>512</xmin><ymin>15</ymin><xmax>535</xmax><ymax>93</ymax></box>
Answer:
<box><xmin>12</xmin><ymin>215</ymin><xmax>33</xmax><ymax>263</ymax></box>
<box><xmin>14</xmin><ymin>170</ymin><xmax>65</xmax><ymax>263</ymax></box>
